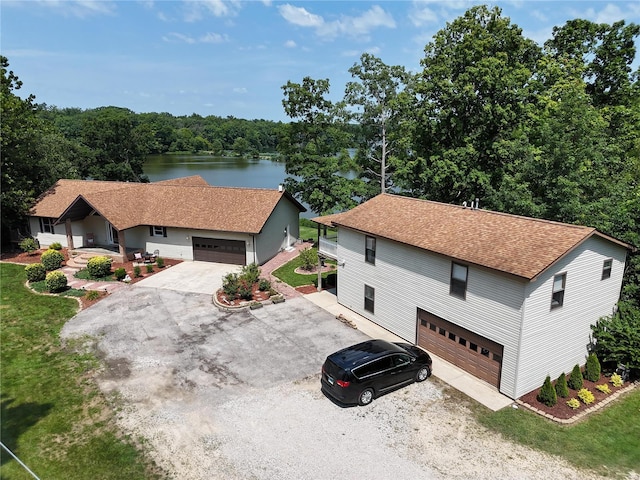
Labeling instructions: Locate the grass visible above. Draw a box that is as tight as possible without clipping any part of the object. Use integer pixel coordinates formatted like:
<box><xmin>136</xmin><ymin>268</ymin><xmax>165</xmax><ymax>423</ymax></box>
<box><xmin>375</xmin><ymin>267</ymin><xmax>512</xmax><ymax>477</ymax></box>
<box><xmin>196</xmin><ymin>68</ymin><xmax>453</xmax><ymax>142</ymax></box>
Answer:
<box><xmin>271</xmin><ymin>248</ymin><xmax>337</xmax><ymax>287</ymax></box>
<box><xmin>29</xmin><ymin>280</ymin><xmax>87</xmax><ymax>298</ymax></box>
<box><xmin>474</xmin><ymin>388</ymin><xmax>640</xmax><ymax>477</ymax></box>
<box><xmin>74</xmin><ymin>268</ymin><xmax>117</xmax><ymax>282</ymax></box>
<box><xmin>0</xmin><ymin>263</ymin><xmax>160</xmax><ymax>479</ymax></box>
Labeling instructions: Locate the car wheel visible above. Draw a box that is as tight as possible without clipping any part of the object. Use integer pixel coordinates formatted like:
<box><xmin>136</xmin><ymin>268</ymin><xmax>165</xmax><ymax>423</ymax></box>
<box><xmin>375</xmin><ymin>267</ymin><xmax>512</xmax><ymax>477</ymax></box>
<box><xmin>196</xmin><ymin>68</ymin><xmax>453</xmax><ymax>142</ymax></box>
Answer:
<box><xmin>416</xmin><ymin>366</ymin><xmax>431</xmax><ymax>382</ymax></box>
<box><xmin>358</xmin><ymin>388</ymin><xmax>374</xmax><ymax>406</ymax></box>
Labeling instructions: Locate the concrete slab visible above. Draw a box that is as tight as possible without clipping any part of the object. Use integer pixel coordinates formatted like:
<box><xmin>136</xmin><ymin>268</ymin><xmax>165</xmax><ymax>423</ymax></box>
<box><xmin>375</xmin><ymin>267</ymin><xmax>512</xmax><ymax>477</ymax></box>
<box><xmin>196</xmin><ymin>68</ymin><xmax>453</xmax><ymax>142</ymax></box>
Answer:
<box><xmin>135</xmin><ymin>261</ymin><xmax>242</xmax><ymax>295</ymax></box>
<box><xmin>305</xmin><ymin>290</ymin><xmax>514</xmax><ymax>411</ymax></box>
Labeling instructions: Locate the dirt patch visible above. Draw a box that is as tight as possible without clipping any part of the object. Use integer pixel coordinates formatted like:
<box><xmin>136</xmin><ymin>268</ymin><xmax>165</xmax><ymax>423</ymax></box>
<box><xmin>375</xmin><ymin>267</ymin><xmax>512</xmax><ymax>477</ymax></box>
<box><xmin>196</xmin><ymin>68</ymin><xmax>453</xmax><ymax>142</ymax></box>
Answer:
<box><xmin>295</xmin><ymin>285</ymin><xmax>318</xmax><ymax>294</ymax></box>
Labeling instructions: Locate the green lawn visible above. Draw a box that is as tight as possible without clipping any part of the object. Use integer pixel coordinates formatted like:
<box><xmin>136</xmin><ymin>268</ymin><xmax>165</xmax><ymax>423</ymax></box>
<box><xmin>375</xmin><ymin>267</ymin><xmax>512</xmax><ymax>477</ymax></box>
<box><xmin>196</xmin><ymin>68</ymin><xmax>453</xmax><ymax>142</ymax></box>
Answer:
<box><xmin>0</xmin><ymin>263</ymin><xmax>160</xmax><ymax>480</ymax></box>
<box><xmin>271</xmin><ymin>248</ymin><xmax>336</xmax><ymax>288</ymax></box>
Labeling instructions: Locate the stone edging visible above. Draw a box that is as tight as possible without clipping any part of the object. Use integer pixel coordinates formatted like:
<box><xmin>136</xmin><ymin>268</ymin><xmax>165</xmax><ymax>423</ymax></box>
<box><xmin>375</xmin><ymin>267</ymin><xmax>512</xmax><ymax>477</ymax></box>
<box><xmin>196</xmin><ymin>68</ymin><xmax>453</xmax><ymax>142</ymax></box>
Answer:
<box><xmin>516</xmin><ymin>381</ymin><xmax>638</xmax><ymax>424</ymax></box>
<box><xmin>211</xmin><ymin>290</ymin><xmax>285</xmax><ymax>312</ymax></box>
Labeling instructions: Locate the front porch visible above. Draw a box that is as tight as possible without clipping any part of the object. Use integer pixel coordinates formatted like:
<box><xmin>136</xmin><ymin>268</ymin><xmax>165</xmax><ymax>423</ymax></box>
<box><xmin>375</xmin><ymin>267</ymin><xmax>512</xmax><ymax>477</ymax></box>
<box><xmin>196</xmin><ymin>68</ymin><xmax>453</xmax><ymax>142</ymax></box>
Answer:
<box><xmin>69</xmin><ymin>245</ymin><xmax>142</xmax><ymax>264</ymax></box>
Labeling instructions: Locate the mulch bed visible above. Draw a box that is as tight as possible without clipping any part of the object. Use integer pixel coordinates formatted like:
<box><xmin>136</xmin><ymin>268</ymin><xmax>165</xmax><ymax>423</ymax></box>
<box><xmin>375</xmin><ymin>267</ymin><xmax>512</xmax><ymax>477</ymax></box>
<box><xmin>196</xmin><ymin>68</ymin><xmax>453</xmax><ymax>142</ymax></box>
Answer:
<box><xmin>295</xmin><ymin>285</ymin><xmax>318</xmax><ymax>294</ymax></box>
<box><xmin>1</xmin><ymin>249</ymin><xmax>70</xmax><ymax>264</ymax></box>
<box><xmin>215</xmin><ymin>283</ymin><xmax>274</xmax><ymax>307</ymax></box>
<box><xmin>518</xmin><ymin>374</ymin><xmax>628</xmax><ymax>420</ymax></box>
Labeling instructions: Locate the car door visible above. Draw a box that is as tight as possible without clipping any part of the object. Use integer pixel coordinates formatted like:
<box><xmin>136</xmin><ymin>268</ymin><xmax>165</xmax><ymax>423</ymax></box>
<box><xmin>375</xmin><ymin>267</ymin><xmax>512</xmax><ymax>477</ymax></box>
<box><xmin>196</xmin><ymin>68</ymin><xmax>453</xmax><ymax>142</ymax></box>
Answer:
<box><xmin>380</xmin><ymin>353</ymin><xmax>414</xmax><ymax>391</ymax></box>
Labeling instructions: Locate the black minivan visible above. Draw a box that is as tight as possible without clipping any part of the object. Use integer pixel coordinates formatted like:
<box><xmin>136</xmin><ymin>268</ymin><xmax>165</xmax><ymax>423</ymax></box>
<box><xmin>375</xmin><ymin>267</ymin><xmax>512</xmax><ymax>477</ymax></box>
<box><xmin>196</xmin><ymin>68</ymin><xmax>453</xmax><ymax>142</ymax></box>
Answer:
<box><xmin>321</xmin><ymin>339</ymin><xmax>432</xmax><ymax>406</ymax></box>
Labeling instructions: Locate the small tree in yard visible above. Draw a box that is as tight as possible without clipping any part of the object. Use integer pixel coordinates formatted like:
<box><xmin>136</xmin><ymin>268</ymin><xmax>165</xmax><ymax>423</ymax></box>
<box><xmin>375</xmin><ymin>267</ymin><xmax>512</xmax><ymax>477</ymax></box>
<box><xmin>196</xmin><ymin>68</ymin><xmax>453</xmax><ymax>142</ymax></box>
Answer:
<box><xmin>537</xmin><ymin>375</ymin><xmax>557</xmax><ymax>407</ymax></box>
<box><xmin>568</xmin><ymin>364</ymin><xmax>584</xmax><ymax>390</ymax></box>
<box><xmin>555</xmin><ymin>372</ymin><xmax>569</xmax><ymax>398</ymax></box>
<box><xmin>585</xmin><ymin>353</ymin><xmax>601</xmax><ymax>382</ymax></box>
<box><xmin>19</xmin><ymin>237</ymin><xmax>38</xmax><ymax>255</ymax></box>
<box><xmin>299</xmin><ymin>247</ymin><xmax>317</xmax><ymax>271</ymax></box>
<box><xmin>591</xmin><ymin>304</ymin><xmax>640</xmax><ymax>375</ymax></box>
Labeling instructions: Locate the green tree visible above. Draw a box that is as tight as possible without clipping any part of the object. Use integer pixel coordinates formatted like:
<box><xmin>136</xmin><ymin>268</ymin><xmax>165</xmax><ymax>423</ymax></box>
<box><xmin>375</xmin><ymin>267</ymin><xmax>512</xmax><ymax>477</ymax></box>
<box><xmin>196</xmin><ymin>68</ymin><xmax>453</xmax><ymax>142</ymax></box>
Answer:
<box><xmin>232</xmin><ymin>137</ymin><xmax>250</xmax><ymax>156</ymax></box>
<box><xmin>344</xmin><ymin>53</ymin><xmax>411</xmax><ymax>198</ymax></box>
<box><xmin>555</xmin><ymin>372</ymin><xmax>569</xmax><ymax>398</ymax></box>
<box><xmin>592</xmin><ymin>303</ymin><xmax>640</xmax><ymax>373</ymax></box>
<box><xmin>279</xmin><ymin>77</ymin><xmax>362</xmax><ymax>214</ymax></box>
<box><xmin>568</xmin><ymin>364</ymin><xmax>584</xmax><ymax>390</ymax></box>
<box><xmin>536</xmin><ymin>375</ymin><xmax>557</xmax><ymax>407</ymax></box>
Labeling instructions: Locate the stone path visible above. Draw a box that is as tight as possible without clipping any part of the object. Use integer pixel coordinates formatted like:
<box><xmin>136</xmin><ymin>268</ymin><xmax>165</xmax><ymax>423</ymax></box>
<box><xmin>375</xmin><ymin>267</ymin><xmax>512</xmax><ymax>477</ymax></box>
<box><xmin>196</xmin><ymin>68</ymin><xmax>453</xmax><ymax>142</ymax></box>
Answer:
<box><xmin>261</xmin><ymin>242</ymin><xmax>313</xmax><ymax>299</ymax></box>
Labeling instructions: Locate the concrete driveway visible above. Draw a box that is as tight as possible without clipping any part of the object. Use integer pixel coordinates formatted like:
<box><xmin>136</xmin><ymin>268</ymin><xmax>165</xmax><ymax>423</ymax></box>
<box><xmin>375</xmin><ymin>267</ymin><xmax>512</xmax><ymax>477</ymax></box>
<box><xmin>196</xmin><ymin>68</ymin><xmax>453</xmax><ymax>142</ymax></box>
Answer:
<box><xmin>136</xmin><ymin>261</ymin><xmax>241</xmax><ymax>294</ymax></box>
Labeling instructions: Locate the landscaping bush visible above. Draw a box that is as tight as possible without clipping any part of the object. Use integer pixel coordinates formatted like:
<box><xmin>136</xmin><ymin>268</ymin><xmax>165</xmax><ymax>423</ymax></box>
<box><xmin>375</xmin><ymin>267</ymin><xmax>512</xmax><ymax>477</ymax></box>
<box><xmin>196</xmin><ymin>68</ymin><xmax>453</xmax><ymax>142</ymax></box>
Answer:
<box><xmin>145</xmin><ymin>264</ymin><xmax>154</xmax><ymax>274</ymax></box>
<box><xmin>49</xmin><ymin>242</ymin><xmax>63</xmax><ymax>250</ymax></box>
<box><xmin>87</xmin><ymin>256</ymin><xmax>112</xmax><ymax>278</ymax></box>
<box><xmin>537</xmin><ymin>375</ymin><xmax>557</xmax><ymax>407</ymax></box>
<box><xmin>258</xmin><ymin>278</ymin><xmax>271</xmax><ymax>291</ymax></box>
<box><xmin>222</xmin><ymin>272</ymin><xmax>239</xmax><ymax>298</ymax></box>
<box><xmin>45</xmin><ymin>271</ymin><xmax>67</xmax><ymax>292</ymax></box>
<box><xmin>299</xmin><ymin>247</ymin><xmax>317</xmax><ymax>271</ymax></box>
<box><xmin>241</xmin><ymin>263</ymin><xmax>260</xmax><ymax>285</ymax></box>
<box><xmin>566</xmin><ymin>398</ymin><xmax>581</xmax><ymax>410</ymax></box>
<box><xmin>555</xmin><ymin>372</ymin><xmax>569</xmax><ymax>398</ymax></box>
<box><xmin>41</xmin><ymin>249</ymin><xmax>64</xmax><ymax>271</ymax></box>
<box><xmin>19</xmin><ymin>237</ymin><xmax>38</xmax><ymax>254</ymax></box>
<box><xmin>578</xmin><ymin>388</ymin><xmax>595</xmax><ymax>405</ymax></box>
<box><xmin>85</xmin><ymin>290</ymin><xmax>101</xmax><ymax>301</ymax></box>
<box><xmin>610</xmin><ymin>373</ymin><xmax>624</xmax><ymax>387</ymax></box>
<box><xmin>25</xmin><ymin>263</ymin><xmax>46</xmax><ymax>282</ymax></box>
<box><xmin>596</xmin><ymin>384</ymin><xmax>611</xmax><ymax>394</ymax></box>
<box><xmin>568</xmin><ymin>364</ymin><xmax>584</xmax><ymax>390</ymax></box>
<box><xmin>585</xmin><ymin>353</ymin><xmax>601</xmax><ymax>382</ymax></box>
<box><xmin>155</xmin><ymin>257</ymin><xmax>165</xmax><ymax>268</ymax></box>
<box><xmin>133</xmin><ymin>265</ymin><xmax>142</xmax><ymax>278</ymax></box>
<box><xmin>114</xmin><ymin>267</ymin><xmax>126</xmax><ymax>281</ymax></box>
<box><xmin>238</xmin><ymin>279</ymin><xmax>253</xmax><ymax>300</ymax></box>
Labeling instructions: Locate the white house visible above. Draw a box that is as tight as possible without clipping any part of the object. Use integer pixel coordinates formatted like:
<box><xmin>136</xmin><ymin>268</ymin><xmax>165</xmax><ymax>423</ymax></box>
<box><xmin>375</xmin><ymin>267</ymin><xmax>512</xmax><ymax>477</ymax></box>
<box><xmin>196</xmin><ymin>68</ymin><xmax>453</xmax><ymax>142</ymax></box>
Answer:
<box><xmin>28</xmin><ymin>176</ymin><xmax>305</xmax><ymax>265</ymax></box>
<box><xmin>314</xmin><ymin>194</ymin><xmax>632</xmax><ymax>399</ymax></box>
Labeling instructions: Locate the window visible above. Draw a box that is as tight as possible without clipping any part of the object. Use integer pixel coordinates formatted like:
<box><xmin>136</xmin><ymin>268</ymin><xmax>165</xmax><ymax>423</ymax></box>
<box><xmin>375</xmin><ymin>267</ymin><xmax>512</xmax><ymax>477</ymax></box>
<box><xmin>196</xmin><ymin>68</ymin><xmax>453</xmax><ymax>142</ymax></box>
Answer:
<box><xmin>551</xmin><ymin>273</ymin><xmax>566</xmax><ymax>309</ymax></box>
<box><xmin>149</xmin><ymin>226</ymin><xmax>167</xmax><ymax>237</ymax></box>
<box><xmin>364</xmin><ymin>285</ymin><xmax>375</xmax><ymax>313</ymax></box>
<box><xmin>602</xmin><ymin>259</ymin><xmax>612</xmax><ymax>280</ymax></box>
<box><xmin>39</xmin><ymin>217</ymin><xmax>55</xmax><ymax>234</ymax></box>
<box><xmin>450</xmin><ymin>262</ymin><xmax>468</xmax><ymax>299</ymax></box>
<box><xmin>365</xmin><ymin>236</ymin><xmax>376</xmax><ymax>264</ymax></box>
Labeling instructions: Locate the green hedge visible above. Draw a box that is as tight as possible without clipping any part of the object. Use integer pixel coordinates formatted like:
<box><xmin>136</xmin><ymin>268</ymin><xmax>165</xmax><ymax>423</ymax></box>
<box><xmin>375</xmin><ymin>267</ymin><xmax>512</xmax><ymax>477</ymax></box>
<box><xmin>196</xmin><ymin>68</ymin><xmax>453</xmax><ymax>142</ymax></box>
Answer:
<box><xmin>25</xmin><ymin>263</ymin><xmax>46</xmax><ymax>282</ymax></box>
<box><xmin>41</xmin><ymin>249</ymin><xmax>64</xmax><ymax>271</ymax></box>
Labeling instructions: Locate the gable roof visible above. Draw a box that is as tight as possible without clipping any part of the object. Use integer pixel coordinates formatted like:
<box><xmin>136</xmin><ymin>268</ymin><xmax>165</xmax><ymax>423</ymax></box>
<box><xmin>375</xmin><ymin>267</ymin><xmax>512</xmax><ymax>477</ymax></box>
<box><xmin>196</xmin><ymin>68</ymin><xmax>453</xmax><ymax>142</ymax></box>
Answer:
<box><xmin>314</xmin><ymin>193</ymin><xmax>631</xmax><ymax>281</ymax></box>
<box><xmin>31</xmin><ymin>176</ymin><xmax>306</xmax><ymax>234</ymax></box>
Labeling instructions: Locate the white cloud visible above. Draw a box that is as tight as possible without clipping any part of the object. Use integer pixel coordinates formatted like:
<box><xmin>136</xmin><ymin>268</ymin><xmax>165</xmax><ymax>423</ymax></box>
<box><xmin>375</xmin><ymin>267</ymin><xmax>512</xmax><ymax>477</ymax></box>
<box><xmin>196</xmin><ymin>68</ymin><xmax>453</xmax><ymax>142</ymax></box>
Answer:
<box><xmin>200</xmin><ymin>32</ymin><xmax>229</xmax><ymax>43</ymax></box>
<box><xmin>278</xmin><ymin>4</ymin><xmax>324</xmax><ymax>28</ymax></box>
<box><xmin>233</xmin><ymin>87</ymin><xmax>247</xmax><ymax>94</ymax></box>
<box><xmin>183</xmin><ymin>0</ymin><xmax>241</xmax><ymax>21</ymax></box>
<box><xmin>163</xmin><ymin>32</ymin><xmax>229</xmax><ymax>44</ymax></box>
<box><xmin>409</xmin><ymin>5</ymin><xmax>438</xmax><ymax>27</ymax></box>
<box><xmin>163</xmin><ymin>32</ymin><xmax>196</xmax><ymax>44</ymax></box>
<box><xmin>4</xmin><ymin>0</ymin><xmax>117</xmax><ymax>18</ymax></box>
<box><xmin>284</xmin><ymin>40</ymin><xmax>297</xmax><ymax>48</ymax></box>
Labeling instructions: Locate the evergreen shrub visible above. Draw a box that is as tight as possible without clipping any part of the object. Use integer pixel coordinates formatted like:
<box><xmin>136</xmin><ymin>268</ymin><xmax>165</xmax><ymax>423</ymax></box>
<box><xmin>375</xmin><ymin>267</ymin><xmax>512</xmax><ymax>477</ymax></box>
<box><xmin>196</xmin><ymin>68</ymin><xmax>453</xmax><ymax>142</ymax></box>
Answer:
<box><xmin>133</xmin><ymin>265</ymin><xmax>142</xmax><ymax>278</ymax></box>
<box><xmin>568</xmin><ymin>364</ymin><xmax>584</xmax><ymax>390</ymax></box>
<box><xmin>25</xmin><ymin>263</ymin><xmax>46</xmax><ymax>282</ymax></box>
<box><xmin>585</xmin><ymin>353</ymin><xmax>601</xmax><ymax>382</ymax></box>
<box><xmin>155</xmin><ymin>257</ymin><xmax>165</xmax><ymax>268</ymax></box>
<box><xmin>45</xmin><ymin>271</ymin><xmax>67</xmax><ymax>292</ymax></box>
<box><xmin>146</xmin><ymin>264</ymin><xmax>154</xmax><ymax>274</ymax></box>
<box><xmin>87</xmin><ymin>256</ymin><xmax>112</xmax><ymax>278</ymax></box>
<box><xmin>537</xmin><ymin>375</ymin><xmax>557</xmax><ymax>407</ymax></box>
<box><xmin>114</xmin><ymin>267</ymin><xmax>126</xmax><ymax>281</ymax></box>
<box><xmin>41</xmin><ymin>249</ymin><xmax>64</xmax><ymax>271</ymax></box>
<box><xmin>19</xmin><ymin>237</ymin><xmax>38</xmax><ymax>254</ymax></box>
<box><xmin>49</xmin><ymin>242</ymin><xmax>63</xmax><ymax>250</ymax></box>
<box><xmin>241</xmin><ymin>263</ymin><xmax>260</xmax><ymax>285</ymax></box>
<box><xmin>555</xmin><ymin>372</ymin><xmax>569</xmax><ymax>398</ymax></box>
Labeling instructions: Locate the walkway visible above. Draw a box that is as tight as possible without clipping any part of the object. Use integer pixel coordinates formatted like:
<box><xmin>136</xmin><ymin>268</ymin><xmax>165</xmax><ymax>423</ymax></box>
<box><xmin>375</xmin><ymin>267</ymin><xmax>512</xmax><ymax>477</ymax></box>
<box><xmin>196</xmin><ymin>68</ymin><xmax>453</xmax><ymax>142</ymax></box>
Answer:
<box><xmin>261</xmin><ymin>241</ymin><xmax>313</xmax><ymax>299</ymax></box>
<box><xmin>61</xmin><ymin>254</ymin><xmax>126</xmax><ymax>294</ymax></box>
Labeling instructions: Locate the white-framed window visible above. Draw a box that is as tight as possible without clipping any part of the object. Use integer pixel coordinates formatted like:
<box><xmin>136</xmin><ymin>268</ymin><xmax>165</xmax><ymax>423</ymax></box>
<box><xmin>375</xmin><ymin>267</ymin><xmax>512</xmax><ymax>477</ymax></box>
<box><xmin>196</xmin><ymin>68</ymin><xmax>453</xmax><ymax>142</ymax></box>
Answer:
<box><xmin>450</xmin><ymin>262</ymin><xmax>468</xmax><ymax>300</ymax></box>
<box><xmin>551</xmin><ymin>273</ymin><xmax>566</xmax><ymax>309</ymax></box>
<box><xmin>365</xmin><ymin>236</ymin><xmax>376</xmax><ymax>265</ymax></box>
<box><xmin>150</xmin><ymin>226</ymin><xmax>167</xmax><ymax>237</ymax></box>
<box><xmin>364</xmin><ymin>284</ymin><xmax>375</xmax><ymax>313</ymax></box>
<box><xmin>39</xmin><ymin>217</ymin><xmax>55</xmax><ymax>234</ymax></box>
<box><xmin>601</xmin><ymin>259</ymin><xmax>612</xmax><ymax>280</ymax></box>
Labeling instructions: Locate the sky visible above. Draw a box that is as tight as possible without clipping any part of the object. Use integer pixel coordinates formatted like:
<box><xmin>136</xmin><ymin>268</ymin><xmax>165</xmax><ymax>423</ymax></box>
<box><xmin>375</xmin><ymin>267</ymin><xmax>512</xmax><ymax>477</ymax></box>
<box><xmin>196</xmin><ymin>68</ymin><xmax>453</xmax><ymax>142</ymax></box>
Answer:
<box><xmin>2</xmin><ymin>1</ymin><xmax>640</xmax><ymax>122</ymax></box>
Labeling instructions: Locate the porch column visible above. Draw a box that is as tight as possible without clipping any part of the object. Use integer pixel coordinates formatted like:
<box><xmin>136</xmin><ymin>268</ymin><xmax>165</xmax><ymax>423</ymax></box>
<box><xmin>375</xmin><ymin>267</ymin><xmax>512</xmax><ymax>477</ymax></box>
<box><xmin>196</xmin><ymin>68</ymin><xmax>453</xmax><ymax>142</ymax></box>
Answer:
<box><xmin>118</xmin><ymin>230</ymin><xmax>127</xmax><ymax>262</ymax></box>
<box><xmin>65</xmin><ymin>219</ymin><xmax>75</xmax><ymax>249</ymax></box>
<box><xmin>317</xmin><ymin>256</ymin><xmax>322</xmax><ymax>292</ymax></box>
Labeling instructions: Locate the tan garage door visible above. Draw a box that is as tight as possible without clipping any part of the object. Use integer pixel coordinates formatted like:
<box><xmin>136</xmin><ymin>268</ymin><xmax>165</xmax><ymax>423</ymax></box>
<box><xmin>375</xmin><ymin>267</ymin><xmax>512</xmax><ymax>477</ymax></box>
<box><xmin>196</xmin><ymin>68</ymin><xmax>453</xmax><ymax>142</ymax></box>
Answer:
<box><xmin>417</xmin><ymin>309</ymin><xmax>503</xmax><ymax>388</ymax></box>
<box><xmin>192</xmin><ymin>237</ymin><xmax>246</xmax><ymax>265</ymax></box>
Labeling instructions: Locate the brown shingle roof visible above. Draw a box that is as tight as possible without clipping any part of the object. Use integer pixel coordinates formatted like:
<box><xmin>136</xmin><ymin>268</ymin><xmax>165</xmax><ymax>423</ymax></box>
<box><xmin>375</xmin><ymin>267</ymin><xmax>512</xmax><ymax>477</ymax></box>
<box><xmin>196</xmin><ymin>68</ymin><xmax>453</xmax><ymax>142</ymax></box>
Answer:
<box><xmin>315</xmin><ymin>194</ymin><xmax>629</xmax><ymax>280</ymax></box>
<box><xmin>32</xmin><ymin>176</ymin><xmax>305</xmax><ymax>234</ymax></box>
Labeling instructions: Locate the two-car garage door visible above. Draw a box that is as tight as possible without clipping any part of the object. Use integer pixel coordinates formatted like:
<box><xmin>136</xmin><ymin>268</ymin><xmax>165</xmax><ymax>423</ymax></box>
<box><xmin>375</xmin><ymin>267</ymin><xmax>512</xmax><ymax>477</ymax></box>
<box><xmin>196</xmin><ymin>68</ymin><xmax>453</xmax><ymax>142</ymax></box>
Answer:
<box><xmin>192</xmin><ymin>237</ymin><xmax>246</xmax><ymax>265</ymax></box>
<box><xmin>417</xmin><ymin>309</ymin><xmax>503</xmax><ymax>388</ymax></box>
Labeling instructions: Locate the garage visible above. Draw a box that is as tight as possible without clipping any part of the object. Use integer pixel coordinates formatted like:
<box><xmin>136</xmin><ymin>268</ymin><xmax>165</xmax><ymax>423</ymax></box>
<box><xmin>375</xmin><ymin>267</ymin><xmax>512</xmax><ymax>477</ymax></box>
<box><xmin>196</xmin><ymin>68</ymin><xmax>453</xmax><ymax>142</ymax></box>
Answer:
<box><xmin>417</xmin><ymin>309</ymin><xmax>503</xmax><ymax>388</ymax></box>
<box><xmin>192</xmin><ymin>237</ymin><xmax>246</xmax><ymax>265</ymax></box>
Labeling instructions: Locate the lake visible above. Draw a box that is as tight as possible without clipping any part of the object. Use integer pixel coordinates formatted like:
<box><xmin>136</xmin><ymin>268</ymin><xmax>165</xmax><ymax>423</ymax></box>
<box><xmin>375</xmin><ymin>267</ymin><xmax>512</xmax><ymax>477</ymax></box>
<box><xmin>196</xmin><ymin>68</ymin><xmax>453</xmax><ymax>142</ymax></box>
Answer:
<box><xmin>144</xmin><ymin>154</ymin><xmax>315</xmax><ymax>217</ymax></box>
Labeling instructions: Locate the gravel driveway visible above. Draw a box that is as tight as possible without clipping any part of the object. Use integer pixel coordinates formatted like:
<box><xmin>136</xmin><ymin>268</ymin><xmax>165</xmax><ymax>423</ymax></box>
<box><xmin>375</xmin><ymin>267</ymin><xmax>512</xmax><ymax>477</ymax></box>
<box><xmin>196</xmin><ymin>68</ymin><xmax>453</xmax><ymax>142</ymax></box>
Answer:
<box><xmin>61</xmin><ymin>286</ymin><xmax>604</xmax><ymax>480</ymax></box>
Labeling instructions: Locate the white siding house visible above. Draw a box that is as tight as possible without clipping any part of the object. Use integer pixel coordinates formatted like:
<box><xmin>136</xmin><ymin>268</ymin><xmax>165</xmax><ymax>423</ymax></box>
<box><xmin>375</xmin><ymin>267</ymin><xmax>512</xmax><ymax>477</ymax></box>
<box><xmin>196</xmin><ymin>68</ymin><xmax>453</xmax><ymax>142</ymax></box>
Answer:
<box><xmin>315</xmin><ymin>194</ymin><xmax>631</xmax><ymax>399</ymax></box>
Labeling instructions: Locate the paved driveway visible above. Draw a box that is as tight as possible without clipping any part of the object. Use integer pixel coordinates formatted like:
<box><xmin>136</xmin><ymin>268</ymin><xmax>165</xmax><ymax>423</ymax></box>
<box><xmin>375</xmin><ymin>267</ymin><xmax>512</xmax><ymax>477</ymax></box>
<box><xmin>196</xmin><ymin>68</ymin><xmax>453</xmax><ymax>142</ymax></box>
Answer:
<box><xmin>136</xmin><ymin>261</ymin><xmax>241</xmax><ymax>294</ymax></box>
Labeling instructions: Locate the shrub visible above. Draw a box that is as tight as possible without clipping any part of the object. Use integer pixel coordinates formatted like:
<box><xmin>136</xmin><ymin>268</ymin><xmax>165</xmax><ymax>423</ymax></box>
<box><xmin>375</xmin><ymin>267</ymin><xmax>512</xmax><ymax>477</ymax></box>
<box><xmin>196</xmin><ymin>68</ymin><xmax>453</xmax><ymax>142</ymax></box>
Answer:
<box><xmin>155</xmin><ymin>257</ymin><xmax>165</xmax><ymax>268</ymax></box>
<box><xmin>25</xmin><ymin>263</ymin><xmax>46</xmax><ymax>282</ymax></box>
<box><xmin>238</xmin><ymin>279</ymin><xmax>253</xmax><ymax>300</ymax></box>
<box><xmin>566</xmin><ymin>398</ymin><xmax>581</xmax><ymax>410</ymax></box>
<box><xmin>133</xmin><ymin>265</ymin><xmax>142</xmax><ymax>278</ymax></box>
<box><xmin>258</xmin><ymin>278</ymin><xmax>271</xmax><ymax>291</ymax></box>
<box><xmin>555</xmin><ymin>372</ymin><xmax>569</xmax><ymax>398</ymax></box>
<box><xmin>241</xmin><ymin>263</ymin><xmax>260</xmax><ymax>285</ymax></box>
<box><xmin>585</xmin><ymin>353</ymin><xmax>601</xmax><ymax>382</ymax></box>
<box><xmin>610</xmin><ymin>373</ymin><xmax>624</xmax><ymax>387</ymax></box>
<box><xmin>146</xmin><ymin>264</ymin><xmax>154</xmax><ymax>274</ymax></box>
<box><xmin>577</xmin><ymin>388</ymin><xmax>595</xmax><ymax>405</ymax></box>
<box><xmin>19</xmin><ymin>237</ymin><xmax>38</xmax><ymax>254</ymax></box>
<box><xmin>595</xmin><ymin>384</ymin><xmax>611</xmax><ymax>394</ymax></box>
<box><xmin>49</xmin><ymin>242</ymin><xmax>62</xmax><ymax>250</ymax></box>
<box><xmin>114</xmin><ymin>267</ymin><xmax>126</xmax><ymax>281</ymax></box>
<box><xmin>536</xmin><ymin>375</ymin><xmax>557</xmax><ymax>407</ymax></box>
<box><xmin>45</xmin><ymin>271</ymin><xmax>67</xmax><ymax>292</ymax></box>
<box><xmin>41</xmin><ymin>249</ymin><xmax>64</xmax><ymax>271</ymax></box>
<box><xmin>85</xmin><ymin>290</ymin><xmax>101</xmax><ymax>301</ymax></box>
<box><xmin>87</xmin><ymin>256</ymin><xmax>112</xmax><ymax>278</ymax></box>
<box><xmin>568</xmin><ymin>364</ymin><xmax>584</xmax><ymax>390</ymax></box>
<box><xmin>222</xmin><ymin>273</ymin><xmax>239</xmax><ymax>298</ymax></box>
<box><xmin>299</xmin><ymin>247</ymin><xmax>317</xmax><ymax>271</ymax></box>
